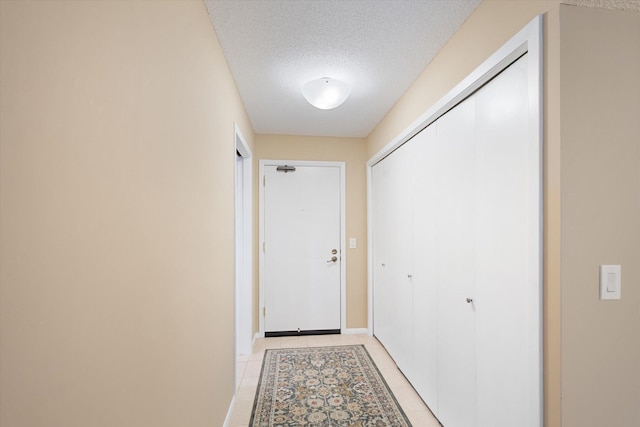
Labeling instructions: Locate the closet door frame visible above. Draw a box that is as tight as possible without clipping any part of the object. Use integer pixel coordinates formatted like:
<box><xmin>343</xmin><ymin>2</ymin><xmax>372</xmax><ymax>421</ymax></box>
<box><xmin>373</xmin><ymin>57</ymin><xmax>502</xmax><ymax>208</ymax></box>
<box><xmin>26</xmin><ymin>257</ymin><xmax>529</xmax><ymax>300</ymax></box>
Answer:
<box><xmin>366</xmin><ymin>14</ymin><xmax>543</xmax><ymax>424</ymax></box>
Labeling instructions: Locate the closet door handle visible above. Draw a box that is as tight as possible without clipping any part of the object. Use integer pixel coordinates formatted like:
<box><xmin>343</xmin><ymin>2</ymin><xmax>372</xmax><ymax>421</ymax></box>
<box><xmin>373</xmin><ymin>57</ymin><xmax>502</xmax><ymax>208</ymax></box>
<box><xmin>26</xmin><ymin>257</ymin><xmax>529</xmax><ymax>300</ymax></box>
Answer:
<box><xmin>466</xmin><ymin>298</ymin><xmax>473</xmax><ymax>303</ymax></box>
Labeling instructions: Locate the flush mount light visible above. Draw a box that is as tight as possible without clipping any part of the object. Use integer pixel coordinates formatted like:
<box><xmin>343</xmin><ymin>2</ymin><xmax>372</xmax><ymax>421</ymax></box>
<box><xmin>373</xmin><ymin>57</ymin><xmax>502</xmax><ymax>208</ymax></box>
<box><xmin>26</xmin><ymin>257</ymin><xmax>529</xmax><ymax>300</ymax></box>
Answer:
<box><xmin>302</xmin><ymin>77</ymin><xmax>351</xmax><ymax>110</ymax></box>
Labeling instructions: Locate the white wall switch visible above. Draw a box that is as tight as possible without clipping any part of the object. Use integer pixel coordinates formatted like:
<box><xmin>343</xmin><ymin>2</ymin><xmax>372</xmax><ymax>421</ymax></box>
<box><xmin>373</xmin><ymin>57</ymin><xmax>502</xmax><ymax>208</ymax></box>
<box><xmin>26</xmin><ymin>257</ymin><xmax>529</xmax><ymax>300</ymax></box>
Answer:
<box><xmin>349</xmin><ymin>238</ymin><xmax>357</xmax><ymax>249</ymax></box>
<box><xmin>600</xmin><ymin>265</ymin><xmax>621</xmax><ymax>300</ymax></box>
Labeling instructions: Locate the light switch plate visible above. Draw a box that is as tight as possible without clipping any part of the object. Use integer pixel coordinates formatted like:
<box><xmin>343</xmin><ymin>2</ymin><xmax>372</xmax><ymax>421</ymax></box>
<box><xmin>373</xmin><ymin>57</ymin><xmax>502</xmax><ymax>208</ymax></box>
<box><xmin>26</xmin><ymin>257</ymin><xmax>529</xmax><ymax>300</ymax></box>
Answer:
<box><xmin>600</xmin><ymin>265</ymin><xmax>621</xmax><ymax>300</ymax></box>
<box><xmin>349</xmin><ymin>238</ymin><xmax>357</xmax><ymax>249</ymax></box>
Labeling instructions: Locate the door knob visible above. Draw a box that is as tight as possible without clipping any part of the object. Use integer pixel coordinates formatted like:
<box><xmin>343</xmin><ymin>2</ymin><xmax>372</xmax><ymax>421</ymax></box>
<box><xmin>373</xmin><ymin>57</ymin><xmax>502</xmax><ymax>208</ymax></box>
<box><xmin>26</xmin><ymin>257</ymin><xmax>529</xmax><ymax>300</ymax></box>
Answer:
<box><xmin>466</xmin><ymin>298</ymin><xmax>473</xmax><ymax>303</ymax></box>
<box><xmin>327</xmin><ymin>256</ymin><xmax>338</xmax><ymax>263</ymax></box>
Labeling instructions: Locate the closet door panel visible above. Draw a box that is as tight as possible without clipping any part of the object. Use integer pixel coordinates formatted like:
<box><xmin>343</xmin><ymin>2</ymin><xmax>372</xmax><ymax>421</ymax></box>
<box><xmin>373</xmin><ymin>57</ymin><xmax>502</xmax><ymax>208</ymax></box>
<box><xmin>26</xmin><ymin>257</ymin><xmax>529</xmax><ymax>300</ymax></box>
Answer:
<box><xmin>474</xmin><ymin>54</ymin><xmax>536</xmax><ymax>427</ymax></box>
<box><xmin>383</xmin><ymin>143</ymin><xmax>414</xmax><ymax>374</ymax></box>
<box><xmin>435</xmin><ymin>97</ymin><xmax>477</xmax><ymax>427</ymax></box>
<box><xmin>411</xmin><ymin>125</ymin><xmax>439</xmax><ymax>413</ymax></box>
<box><xmin>372</xmin><ymin>158</ymin><xmax>393</xmax><ymax>348</ymax></box>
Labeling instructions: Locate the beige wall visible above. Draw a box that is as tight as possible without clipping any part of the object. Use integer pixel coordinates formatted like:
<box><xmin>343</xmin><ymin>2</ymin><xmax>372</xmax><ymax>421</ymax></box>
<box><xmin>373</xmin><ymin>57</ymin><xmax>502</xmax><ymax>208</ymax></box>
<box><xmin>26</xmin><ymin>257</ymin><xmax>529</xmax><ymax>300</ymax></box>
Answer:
<box><xmin>254</xmin><ymin>135</ymin><xmax>368</xmax><ymax>330</ymax></box>
<box><xmin>0</xmin><ymin>1</ymin><xmax>253</xmax><ymax>426</ymax></box>
<box><xmin>366</xmin><ymin>2</ymin><xmax>563</xmax><ymax>425</ymax></box>
<box><xmin>560</xmin><ymin>5</ymin><xmax>640</xmax><ymax>426</ymax></box>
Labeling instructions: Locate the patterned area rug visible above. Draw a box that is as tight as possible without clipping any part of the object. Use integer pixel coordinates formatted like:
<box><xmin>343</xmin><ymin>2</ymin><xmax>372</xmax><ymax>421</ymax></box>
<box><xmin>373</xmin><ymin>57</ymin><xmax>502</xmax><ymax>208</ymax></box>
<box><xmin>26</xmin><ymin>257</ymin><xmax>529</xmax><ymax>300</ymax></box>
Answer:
<box><xmin>249</xmin><ymin>345</ymin><xmax>412</xmax><ymax>426</ymax></box>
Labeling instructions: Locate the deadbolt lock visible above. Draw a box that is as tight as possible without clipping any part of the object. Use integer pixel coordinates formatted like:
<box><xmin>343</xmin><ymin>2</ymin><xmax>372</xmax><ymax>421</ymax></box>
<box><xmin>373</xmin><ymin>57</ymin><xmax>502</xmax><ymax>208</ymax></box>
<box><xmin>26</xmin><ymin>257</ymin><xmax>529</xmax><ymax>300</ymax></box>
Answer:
<box><xmin>331</xmin><ymin>249</ymin><xmax>338</xmax><ymax>254</ymax></box>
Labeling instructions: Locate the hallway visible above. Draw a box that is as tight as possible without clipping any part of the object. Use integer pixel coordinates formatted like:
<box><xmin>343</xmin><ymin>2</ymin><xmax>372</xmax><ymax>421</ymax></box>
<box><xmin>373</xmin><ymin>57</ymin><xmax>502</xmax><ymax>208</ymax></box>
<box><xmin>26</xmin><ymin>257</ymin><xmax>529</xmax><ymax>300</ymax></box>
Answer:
<box><xmin>228</xmin><ymin>334</ymin><xmax>439</xmax><ymax>426</ymax></box>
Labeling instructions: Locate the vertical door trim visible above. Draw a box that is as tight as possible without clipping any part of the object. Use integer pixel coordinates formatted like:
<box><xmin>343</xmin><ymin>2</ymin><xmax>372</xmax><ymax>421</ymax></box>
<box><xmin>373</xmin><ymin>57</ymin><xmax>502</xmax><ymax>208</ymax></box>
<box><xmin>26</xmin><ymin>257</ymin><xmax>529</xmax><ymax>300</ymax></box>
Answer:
<box><xmin>367</xmin><ymin>15</ymin><xmax>543</xmax><ymax>426</ymax></box>
<box><xmin>234</xmin><ymin>123</ymin><xmax>253</xmax><ymax>359</ymax></box>
<box><xmin>259</xmin><ymin>160</ymin><xmax>346</xmax><ymax>335</ymax></box>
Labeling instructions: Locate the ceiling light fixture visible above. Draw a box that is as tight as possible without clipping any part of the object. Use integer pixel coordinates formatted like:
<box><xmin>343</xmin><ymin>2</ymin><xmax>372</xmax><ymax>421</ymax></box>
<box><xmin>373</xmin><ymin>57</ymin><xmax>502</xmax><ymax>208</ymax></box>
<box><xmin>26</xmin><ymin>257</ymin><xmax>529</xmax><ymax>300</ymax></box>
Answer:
<box><xmin>302</xmin><ymin>77</ymin><xmax>351</xmax><ymax>110</ymax></box>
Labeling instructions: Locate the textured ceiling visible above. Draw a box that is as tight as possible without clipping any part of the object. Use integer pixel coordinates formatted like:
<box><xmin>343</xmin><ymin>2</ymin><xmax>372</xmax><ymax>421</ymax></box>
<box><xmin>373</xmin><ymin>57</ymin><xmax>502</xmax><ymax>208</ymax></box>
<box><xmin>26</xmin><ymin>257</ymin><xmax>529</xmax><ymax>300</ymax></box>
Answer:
<box><xmin>204</xmin><ymin>0</ymin><xmax>481</xmax><ymax>137</ymax></box>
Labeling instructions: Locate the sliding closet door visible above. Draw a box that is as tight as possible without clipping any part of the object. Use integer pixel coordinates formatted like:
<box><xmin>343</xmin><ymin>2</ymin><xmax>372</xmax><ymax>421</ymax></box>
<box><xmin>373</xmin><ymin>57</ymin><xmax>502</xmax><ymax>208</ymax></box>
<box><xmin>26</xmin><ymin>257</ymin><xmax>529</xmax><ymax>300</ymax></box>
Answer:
<box><xmin>371</xmin><ymin>157</ymin><xmax>393</xmax><ymax>349</ymax></box>
<box><xmin>410</xmin><ymin>125</ymin><xmax>439</xmax><ymax>412</ymax></box>
<box><xmin>388</xmin><ymin>143</ymin><xmax>415</xmax><ymax>374</ymax></box>
<box><xmin>474</xmin><ymin>54</ymin><xmax>537</xmax><ymax>427</ymax></box>
<box><xmin>373</xmin><ymin>143</ymin><xmax>414</xmax><ymax>373</ymax></box>
<box><xmin>372</xmin><ymin>145</ymin><xmax>413</xmax><ymax>371</ymax></box>
<box><xmin>435</xmin><ymin>96</ymin><xmax>477</xmax><ymax>427</ymax></box>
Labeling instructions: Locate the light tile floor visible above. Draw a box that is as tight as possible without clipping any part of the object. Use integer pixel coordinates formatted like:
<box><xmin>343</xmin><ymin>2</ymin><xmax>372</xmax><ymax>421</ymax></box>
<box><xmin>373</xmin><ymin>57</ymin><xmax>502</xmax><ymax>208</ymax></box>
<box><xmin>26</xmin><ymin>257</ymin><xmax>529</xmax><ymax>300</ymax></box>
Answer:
<box><xmin>228</xmin><ymin>333</ymin><xmax>441</xmax><ymax>427</ymax></box>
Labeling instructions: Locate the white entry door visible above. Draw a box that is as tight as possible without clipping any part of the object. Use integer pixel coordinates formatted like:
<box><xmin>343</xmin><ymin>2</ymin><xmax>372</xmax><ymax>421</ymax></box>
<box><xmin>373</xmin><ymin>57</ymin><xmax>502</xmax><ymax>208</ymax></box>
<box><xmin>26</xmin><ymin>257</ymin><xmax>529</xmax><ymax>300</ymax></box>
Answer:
<box><xmin>262</xmin><ymin>162</ymin><xmax>343</xmax><ymax>334</ymax></box>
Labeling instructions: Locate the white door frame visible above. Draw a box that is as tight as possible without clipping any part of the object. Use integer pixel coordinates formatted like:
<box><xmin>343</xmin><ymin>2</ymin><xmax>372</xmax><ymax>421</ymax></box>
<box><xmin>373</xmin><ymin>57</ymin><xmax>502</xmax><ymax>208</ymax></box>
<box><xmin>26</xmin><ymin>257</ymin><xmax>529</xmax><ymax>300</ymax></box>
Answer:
<box><xmin>259</xmin><ymin>160</ymin><xmax>346</xmax><ymax>335</ymax></box>
<box><xmin>367</xmin><ymin>14</ymin><xmax>542</xmax><ymax>421</ymax></box>
<box><xmin>235</xmin><ymin>124</ymin><xmax>253</xmax><ymax>357</ymax></box>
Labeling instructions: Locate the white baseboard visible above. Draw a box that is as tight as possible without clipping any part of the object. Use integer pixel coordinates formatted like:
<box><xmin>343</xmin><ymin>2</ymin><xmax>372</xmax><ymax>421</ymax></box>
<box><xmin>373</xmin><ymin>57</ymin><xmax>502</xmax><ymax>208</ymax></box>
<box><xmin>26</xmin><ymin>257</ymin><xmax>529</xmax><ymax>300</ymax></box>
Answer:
<box><xmin>341</xmin><ymin>328</ymin><xmax>369</xmax><ymax>335</ymax></box>
<box><xmin>222</xmin><ymin>395</ymin><xmax>236</xmax><ymax>427</ymax></box>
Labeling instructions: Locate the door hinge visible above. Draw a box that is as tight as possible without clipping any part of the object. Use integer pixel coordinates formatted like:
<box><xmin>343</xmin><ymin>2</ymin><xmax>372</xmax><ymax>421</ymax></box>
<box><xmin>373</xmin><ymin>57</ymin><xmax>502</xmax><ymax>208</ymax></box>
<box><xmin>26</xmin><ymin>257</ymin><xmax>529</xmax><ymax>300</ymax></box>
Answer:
<box><xmin>263</xmin><ymin>175</ymin><xmax>265</xmax><ymax>187</ymax></box>
<box><xmin>263</xmin><ymin>307</ymin><xmax>266</xmax><ymax>317</ymax></box>
<box><xmin>263</xmin><ymin>242</ymin><xmax>266</xmax><ymax>252</ymax></box>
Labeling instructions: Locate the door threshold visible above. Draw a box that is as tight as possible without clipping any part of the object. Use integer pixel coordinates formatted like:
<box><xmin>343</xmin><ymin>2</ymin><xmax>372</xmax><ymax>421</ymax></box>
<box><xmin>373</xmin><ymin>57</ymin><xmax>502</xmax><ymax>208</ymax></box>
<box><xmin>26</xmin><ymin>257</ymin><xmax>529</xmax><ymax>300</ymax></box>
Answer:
<box><xmin>265</xmin><ymin>329</ymin><xmax>341</xmax><ymax>338</ymax></box>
